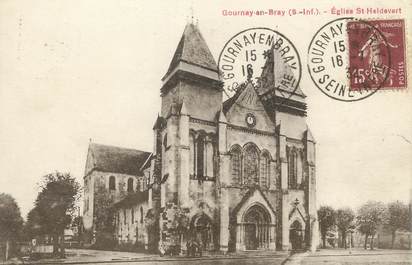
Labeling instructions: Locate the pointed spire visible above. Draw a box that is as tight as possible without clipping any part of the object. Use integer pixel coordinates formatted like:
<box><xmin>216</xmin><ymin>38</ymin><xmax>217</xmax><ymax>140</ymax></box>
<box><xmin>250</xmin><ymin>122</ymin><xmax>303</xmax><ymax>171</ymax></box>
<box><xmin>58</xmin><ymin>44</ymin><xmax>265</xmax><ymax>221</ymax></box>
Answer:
<box><xmin>153</xmin><ymin>114</ymin><xmax>166</xmax><ymax>130</ymax></box>
<box><xmin>162</xmin><ymin>23</ymin><xmax>218</xmax><ymax>81</ymax></box>
<box><xmin>259</xmin><ymin>45</ymin><xmax>305</xmax><ymax>97</ymax></box>
<box><xmin>258</xmin><ymin>44</ymin><xmax>307</xmax><ymax>116</ymax></box>
<box><xmin>180</xmin><ymin>101</ymin><xmax>188</xmax><ymax>116</ymax></box>
<box><xmin>275</xmin><ymin>122</ymin><xmax>284</xmax><ymax>136</ymax></box>
<box><xmin>217</xmin><ymin>109</ymin><xmax>227</xmax><ymax>123</ymax></box>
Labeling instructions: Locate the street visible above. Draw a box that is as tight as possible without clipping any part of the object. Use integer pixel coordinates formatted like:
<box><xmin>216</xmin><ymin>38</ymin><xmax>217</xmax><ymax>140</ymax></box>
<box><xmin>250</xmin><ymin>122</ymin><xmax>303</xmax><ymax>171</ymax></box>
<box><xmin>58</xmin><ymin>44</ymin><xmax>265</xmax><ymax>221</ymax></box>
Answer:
<box><xmin>301</xmin><ymin>249</ymin><xmax>412</xmax><ymax>265</ymax></box>
<box><xmin>16</xmin><ymin>248</ymin><xmax>412</xmax><ymax>265</ymax></box>
<box><xmin>83</xmin><ymin>256</ymin><xmax>286</xmax><ymax>265</ymax></box>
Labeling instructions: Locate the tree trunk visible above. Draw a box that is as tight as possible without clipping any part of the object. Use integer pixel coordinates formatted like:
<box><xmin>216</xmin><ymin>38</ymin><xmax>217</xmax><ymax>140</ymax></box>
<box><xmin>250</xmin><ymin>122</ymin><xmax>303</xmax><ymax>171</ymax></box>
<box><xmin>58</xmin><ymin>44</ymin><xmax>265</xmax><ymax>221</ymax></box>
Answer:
<box><xmin>322</xmin><ymin>235</ymin><xmax>326</xmax><ymax>248</ymax></box>
<box><xmin>370</xmin><ymin>235</ymin><xmax>374</xmax><ymax>250</ymax></box>
<box><xmin>60</xmin><ymin>233</ymin><xmax>66</xmax><ymax>258</ymax></box>
<box><xmin>53</xmin><ymin>234</ymin><xmax>59</xmax><ymax>255</ymax></box>
<box><xmin>5</xmin><ymin>240</ymin><xmax>9</xmax><ymax>261</ymax></box>
<box><xmin>351</xmin><ymin>233</ymin><xmax>354</xmax><ymax>248</ymax></box>
<box><xmin>342</xmin><ymin>232</ymin><xmax>347</xmax><ymax>249</ymax></box>
<box><xmin>391</xmin><ymin>230</ymin><xmax>396</xmax><ymax>249</ymax></box>
<box><xmin>364</xmin><ymin>234</ymin><xmax>368</xmax><ymax>249</ymax></box>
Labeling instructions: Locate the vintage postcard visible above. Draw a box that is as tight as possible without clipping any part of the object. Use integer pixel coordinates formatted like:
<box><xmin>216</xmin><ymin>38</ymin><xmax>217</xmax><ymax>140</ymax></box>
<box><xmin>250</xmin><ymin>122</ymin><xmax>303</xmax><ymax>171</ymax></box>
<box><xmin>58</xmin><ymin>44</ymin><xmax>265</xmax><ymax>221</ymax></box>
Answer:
<box><xmin>0</xmin><ymin>0</ymin><xmax>411</xmax><ymax>264</ymax></box>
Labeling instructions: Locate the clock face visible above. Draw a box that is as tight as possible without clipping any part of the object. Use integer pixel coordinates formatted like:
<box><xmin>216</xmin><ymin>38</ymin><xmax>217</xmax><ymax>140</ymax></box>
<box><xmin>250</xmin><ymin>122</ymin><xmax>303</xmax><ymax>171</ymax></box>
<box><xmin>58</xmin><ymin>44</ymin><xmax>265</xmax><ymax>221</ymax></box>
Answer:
<box><xmin>245</xmin><ymin>113</ymin><xmax>256</xmax><ymax>128</ymax></box>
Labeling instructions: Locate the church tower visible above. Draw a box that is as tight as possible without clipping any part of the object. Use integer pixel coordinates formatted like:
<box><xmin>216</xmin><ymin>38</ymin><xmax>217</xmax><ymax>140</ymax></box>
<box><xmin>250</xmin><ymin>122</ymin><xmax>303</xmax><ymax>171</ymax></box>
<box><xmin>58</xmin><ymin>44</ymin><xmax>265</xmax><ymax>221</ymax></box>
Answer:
<box><xmin>258</xmin><ymin>45</ymin><xmax>318</xmax><ymax>251</ymax></box>
<box><xmin>156</xmin><ymin>23</ymin><xmax>223</xmax><ymax>207</ymax></box>
<box><xmin>160</xmin><ymin>23</ymin><xmax>223</xmax><ymax>121</ymax></box>
<box><xmin>151</xmin><ymin>23</ymin><xmax>224</xmax><ymax>252</ymax></box>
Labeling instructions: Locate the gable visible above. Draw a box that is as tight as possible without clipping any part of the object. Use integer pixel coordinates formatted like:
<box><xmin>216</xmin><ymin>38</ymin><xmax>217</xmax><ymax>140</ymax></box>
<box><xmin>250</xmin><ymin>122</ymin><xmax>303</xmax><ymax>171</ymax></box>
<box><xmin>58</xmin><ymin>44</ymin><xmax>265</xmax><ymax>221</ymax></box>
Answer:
<box><xmin>84</xmin><ymin>146</ymin><xmax>96</xmax><ymax>177</ymax></box>
<box><xmin>225</xmin><ymin>82</ymin><xmax>276</xmax><ymax>132</ymax></box>
<box><xmin>232</xmin><ymin>187</ymin><xmax>276</xmax><ymax>223</ymax></box>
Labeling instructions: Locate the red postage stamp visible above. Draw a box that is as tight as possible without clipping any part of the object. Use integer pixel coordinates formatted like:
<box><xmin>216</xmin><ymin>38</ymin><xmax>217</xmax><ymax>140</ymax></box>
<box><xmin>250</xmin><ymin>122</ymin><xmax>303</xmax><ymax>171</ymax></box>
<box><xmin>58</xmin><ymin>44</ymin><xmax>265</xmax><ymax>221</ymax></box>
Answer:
<box><xmin>348</xmin><ymin>19</ymin><xmax>407</xmax><ymax>90</ymax></box>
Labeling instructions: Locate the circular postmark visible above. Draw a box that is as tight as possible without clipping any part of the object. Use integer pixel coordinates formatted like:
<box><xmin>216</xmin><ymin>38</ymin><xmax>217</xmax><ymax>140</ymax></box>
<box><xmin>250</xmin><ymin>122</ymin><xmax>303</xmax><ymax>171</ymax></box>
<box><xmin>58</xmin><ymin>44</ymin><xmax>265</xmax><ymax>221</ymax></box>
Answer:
<box><xmin>218</xmin><ymin>27</ymin><xmax>302</xmax><ymax>110</ymax></box>
<box><xmin>307</xmin><ymin>17</ymin><xmax>391</xmax><ymax>102</ymax></box>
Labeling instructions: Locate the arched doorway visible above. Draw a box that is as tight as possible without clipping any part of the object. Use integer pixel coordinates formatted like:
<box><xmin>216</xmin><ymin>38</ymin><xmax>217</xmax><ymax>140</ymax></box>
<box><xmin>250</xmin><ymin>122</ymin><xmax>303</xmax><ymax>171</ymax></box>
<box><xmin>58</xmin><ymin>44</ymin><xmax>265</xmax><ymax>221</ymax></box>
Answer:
<box><xmin>242</xmin><ymin>204</ymin><xmax>271</xmax><ymax>250</ymax></box>
<box><xmin>190</xmin><ymin>214</ymin><xmax>214</xmax><ymax>251</ymax></box>
<box><xmin>289</xmin><ymin>220</ymin><xmax>303</xmax><ymax>250</ymax></box>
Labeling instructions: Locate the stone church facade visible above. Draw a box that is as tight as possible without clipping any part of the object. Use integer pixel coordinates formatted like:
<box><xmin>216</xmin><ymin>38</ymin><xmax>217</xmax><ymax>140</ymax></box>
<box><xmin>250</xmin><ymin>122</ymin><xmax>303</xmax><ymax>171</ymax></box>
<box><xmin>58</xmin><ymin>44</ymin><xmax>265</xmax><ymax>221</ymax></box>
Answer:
<box><xmin>83</xmin><ymin>23</ymin><xmax>318</xmax><ymax>253</ymax></box>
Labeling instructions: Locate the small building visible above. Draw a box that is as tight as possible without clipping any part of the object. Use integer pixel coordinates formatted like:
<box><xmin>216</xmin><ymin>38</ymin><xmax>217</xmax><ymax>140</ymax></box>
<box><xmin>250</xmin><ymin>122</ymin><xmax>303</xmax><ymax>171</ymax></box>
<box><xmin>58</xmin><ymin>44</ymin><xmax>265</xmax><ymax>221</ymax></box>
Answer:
<box><xmin>83</xmin><ymin>143</ymin><xmax>150</xmax><ymax>244</ymax></box>
<box><xmin>112</xmin><ymin>190</ymin><xmax>149</xmax><ymax>248</ymax></box>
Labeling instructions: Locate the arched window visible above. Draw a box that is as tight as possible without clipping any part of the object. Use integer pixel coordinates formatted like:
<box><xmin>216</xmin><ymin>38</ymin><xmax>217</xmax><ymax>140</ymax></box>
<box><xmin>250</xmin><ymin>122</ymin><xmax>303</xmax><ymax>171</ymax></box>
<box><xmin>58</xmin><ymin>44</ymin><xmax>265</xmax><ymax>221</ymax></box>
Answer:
<box><xmin>136</xmin><ymin>179</ymin><xmax>141</xmax><ymax>192</ymax></box>
<box><xmin>243</xmin><ymin>144</ymin><xmax>259</xmax><ymax>185</ymax></box>
<box><xmin>196</xmin><ymin>135</ymin><xmax>205</xmax><ymax>177</ymax></box>
<box><xmin>189</xmin><ymin>133</ymin><xmax>195</xmax><ymax>176</ymax></box>
<box><xmin>205</xmin><ymin>140</ymin><xmax>214</xmax><ymax>177</ymax></box>
<box><xmin>109</xmin><ymin>176</ymin><xmax>116</xmax><ymax>190</ymax></box>
<box><xmin>260</xmin><ymin>152</ymin><xmax>270</xmax><ymax>188</ymax></box>
<box><xmin>127</xmin><ymin>178</ymin><xmax>133</xmax><ymax>192</ymax></box>
<box><xmin>163</xmin><ymin>133</ymin><xmax>168</xmax><ymax>149</ymax></box>
<box><xmin>288</xmin><ymin>147</ymin><xmax>298</xmax><ymax>189</ymax></box>
<box><xmin>230</xmin><ymin>146</ymin><xmax>242</xmax><ymax>184</ymax></box>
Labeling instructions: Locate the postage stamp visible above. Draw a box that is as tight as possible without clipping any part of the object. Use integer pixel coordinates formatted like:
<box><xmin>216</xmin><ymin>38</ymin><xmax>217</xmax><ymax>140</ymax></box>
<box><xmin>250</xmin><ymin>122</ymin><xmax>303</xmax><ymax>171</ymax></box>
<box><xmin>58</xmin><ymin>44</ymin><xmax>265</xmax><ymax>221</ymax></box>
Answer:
<box><xmin>307</xmin><ymin>17</ymin><xmax>406</xmax><ymax>102</ymax></box>
<box><xmin>348</xmin><ymin>19</ymin><xmax>407</xmax><ymax>90</ymax></box>
<box><xmin>218</xmin><ymin>27</ymin><xmax>302</xmax><ymax>108</ymax></box>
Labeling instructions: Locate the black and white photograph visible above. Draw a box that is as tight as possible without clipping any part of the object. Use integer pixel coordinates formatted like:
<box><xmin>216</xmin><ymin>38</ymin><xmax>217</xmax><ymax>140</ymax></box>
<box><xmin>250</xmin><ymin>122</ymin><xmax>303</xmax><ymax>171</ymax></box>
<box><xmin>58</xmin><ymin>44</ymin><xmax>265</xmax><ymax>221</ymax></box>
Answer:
<box><xmin>0</xmin><ymin>0</ymin><xmax>411</xmax><ymax>264</ymax></box>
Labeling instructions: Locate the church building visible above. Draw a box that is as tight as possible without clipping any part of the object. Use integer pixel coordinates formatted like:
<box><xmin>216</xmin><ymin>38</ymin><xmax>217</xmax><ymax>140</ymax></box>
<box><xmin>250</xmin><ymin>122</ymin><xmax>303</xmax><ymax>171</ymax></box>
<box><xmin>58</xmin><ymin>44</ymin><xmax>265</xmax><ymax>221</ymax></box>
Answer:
<box><xmin>83</xmin><ymin>22</ymin><xmax>318</xmax><ymax>253</ymax></box>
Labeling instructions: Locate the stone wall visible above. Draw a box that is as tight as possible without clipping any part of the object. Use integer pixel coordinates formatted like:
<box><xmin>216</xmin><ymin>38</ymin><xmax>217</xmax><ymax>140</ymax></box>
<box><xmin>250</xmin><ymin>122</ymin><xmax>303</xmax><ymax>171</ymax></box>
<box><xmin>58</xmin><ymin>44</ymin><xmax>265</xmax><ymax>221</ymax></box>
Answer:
<box><xmin>115</xmin><ymin>201</ymin><xmax>148</xmax><ymax>249</ymax></box>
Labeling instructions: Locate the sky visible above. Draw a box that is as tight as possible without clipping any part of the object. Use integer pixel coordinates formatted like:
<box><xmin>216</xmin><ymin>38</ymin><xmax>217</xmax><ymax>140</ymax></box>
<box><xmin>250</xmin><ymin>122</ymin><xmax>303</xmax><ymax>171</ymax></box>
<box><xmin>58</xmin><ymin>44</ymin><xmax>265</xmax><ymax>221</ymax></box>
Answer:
<box><xmin>0</xmin><ymin>0</ymin><xmax>411</xmax><ymax>219</ymax></box>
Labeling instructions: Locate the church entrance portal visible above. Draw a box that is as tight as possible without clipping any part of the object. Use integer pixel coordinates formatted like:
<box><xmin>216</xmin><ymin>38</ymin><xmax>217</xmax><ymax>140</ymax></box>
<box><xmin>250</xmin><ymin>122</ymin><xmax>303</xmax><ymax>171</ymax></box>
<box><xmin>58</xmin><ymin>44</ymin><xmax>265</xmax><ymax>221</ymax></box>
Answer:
<box><xmin>242</xmin><ymin>205</ymin><xmax>271</xmax><ymax>250</ymax></box>
<box><xmin>289</xmin><ymin>220</ymin><xmax>303</xmax><ymax>250</ymax></box>
<box><xmin>190</xmin><ymin>213</ymin><xmax>214</xmax><ymax>251</ymax></box>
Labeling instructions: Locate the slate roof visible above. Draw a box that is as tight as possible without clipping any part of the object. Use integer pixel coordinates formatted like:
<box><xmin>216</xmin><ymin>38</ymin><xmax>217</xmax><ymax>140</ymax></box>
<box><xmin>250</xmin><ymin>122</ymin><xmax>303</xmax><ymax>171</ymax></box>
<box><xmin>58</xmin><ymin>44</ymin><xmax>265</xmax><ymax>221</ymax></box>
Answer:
<box><xmin>87</xmin><ymin>143</ymin><xmax>150</xmax><ymax>176</ymax></box>
<box><xmin>163</xmin><ymin>23</ymin><xmax>218</xmax><ymax>79</ymax></box>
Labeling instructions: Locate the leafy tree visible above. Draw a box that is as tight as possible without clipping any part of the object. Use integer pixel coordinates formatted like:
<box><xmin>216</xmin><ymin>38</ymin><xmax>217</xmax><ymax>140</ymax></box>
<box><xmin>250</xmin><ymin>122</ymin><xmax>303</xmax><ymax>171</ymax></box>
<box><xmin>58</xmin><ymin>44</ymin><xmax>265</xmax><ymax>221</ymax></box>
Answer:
<box><xmin>71</xmin><ymin>215</ymin><xmax>83</xmax><ymax>243</ymax></box>
<box><xmin>318</xmin><ymin>206</ymin><xmax>336</xmax><ymax>248</ymax></box>
<box><xmin>34</xmin><ymin>172</ymin><xmax>80</xmax><ymax>257</ymax></box>
<box><xmin>93</xmin><ymin>184</ymin><xmax>116</xmax><ymax>249</ymax></box>
<box><xmin>356</xmin><ymin>201</ymin><xmax>386</xmax><ymax>250</ymax></box>
<box><xmin>24</xmin><ymin>206</ymin><xmax>44</xmax><ymax>240</ymax></box>
<box><xmin>0</xmin><ymin>193</ymin><xmax>23</xmax><ymax>260</ymax></box>
<box><xmin>385</xmin><ymin>201</ymin><xmax>409</xmax><ymax>248</ymax></box>
<box><xmin>409</xmin><ymin>203</ymin><xmax>412</xmax><ymax>232</ymax></box>
<box><xmin>335</xmin><ymin>207</ymin><xmax>355</xmax><ymax>249</ymax></box>
<box><xmin>409</xmin><ymin>203</ymin><xmax>412</xmax><ymax>249</ymax></box>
